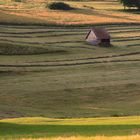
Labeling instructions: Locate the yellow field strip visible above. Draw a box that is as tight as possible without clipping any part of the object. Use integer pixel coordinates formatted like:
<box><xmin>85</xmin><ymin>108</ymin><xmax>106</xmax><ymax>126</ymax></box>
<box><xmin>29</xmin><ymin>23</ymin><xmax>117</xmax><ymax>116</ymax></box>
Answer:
<box><xmin>21</xmin><ymin>135</ymin><xmax>140</xmax><ymax>140</ymax></box>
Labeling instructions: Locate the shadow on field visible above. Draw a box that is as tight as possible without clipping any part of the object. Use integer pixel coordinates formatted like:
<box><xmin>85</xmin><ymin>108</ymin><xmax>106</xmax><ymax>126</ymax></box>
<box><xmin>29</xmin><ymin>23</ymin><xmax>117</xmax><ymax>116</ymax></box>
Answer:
<box><xmin>118</xmin><ymin>9</ymin><xmax>140</xmax><ymax>14</ymax></box>
<box><xmin>0</xmin><ymin>42</ymin><xmax>67</xmax><ymax>55</ymax></box>
<box><xmin>0</xmin><ymin>122</ymin><xmax>140</xmax><ymax>138</ymax></box>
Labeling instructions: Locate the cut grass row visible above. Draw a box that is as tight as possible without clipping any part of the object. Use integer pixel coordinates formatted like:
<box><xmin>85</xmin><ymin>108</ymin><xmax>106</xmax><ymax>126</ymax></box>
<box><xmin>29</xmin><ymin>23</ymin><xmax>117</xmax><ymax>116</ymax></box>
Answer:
<box><xmin>0</xmin><ymin>24</ymin><xmax>139</xmax><ymax>56</ymax></box>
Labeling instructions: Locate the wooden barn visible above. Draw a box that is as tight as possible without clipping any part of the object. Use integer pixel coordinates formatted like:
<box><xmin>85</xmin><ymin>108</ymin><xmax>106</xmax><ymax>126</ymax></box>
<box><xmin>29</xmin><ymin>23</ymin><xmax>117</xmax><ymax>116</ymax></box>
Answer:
<box><xmin>86</xmin><ymin>28</ymin><xmax>111</xmax><ymax>46</ymax></box>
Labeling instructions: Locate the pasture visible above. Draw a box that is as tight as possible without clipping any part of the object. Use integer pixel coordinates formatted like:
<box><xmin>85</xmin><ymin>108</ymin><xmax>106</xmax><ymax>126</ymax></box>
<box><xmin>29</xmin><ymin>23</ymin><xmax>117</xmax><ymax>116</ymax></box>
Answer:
<box><xmin>0</xmin><ymin>23</ymin><xmax>140</xmax><ymax>118</ymax></box>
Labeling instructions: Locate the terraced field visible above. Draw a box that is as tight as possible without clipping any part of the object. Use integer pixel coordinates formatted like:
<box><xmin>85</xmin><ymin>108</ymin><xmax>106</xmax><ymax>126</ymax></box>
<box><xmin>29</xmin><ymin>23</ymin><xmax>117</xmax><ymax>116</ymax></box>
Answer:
<box><xmin>0</xmin><ymin>23</ymin><xmax>140</xmax><ymax>118</ymax></box>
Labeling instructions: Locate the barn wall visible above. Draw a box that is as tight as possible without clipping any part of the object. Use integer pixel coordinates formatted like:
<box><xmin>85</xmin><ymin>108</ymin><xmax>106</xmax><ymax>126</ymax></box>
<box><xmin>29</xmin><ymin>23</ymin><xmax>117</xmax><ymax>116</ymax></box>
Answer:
<box><xmin>86</xmin><ymin>31</ymin><xmax>97</xmax><ymax>42</ymax></box>
<box><xmin>86</xmin><ymin>31</ymin><xmax>100</xmax><ymax>45</ymax></box>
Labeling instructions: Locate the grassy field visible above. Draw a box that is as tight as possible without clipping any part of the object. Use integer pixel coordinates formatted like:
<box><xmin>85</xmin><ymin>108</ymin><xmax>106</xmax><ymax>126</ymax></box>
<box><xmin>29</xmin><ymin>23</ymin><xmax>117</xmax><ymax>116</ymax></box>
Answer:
<box><xmin>0</xmin><ymin>0</ymin><xmax>140</xmax><ymax>24</ymax></box>
<box><xmin>0</xmin><ymin>23</ymin><xmax>140</xmax><ymax>119</ymax></box>
<box><xmin>1</xmin><ymin>116</ymin><xmax>140</xmax><ymax>139</ymax></box>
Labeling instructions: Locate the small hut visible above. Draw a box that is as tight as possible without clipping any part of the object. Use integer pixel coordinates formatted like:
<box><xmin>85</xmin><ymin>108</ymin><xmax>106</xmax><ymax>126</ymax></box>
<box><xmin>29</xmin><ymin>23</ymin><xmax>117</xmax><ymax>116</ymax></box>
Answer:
<box><xmin>86</xmin><ymin>28</ymin><xmax>111</xmax><ymax>46</ymax></box>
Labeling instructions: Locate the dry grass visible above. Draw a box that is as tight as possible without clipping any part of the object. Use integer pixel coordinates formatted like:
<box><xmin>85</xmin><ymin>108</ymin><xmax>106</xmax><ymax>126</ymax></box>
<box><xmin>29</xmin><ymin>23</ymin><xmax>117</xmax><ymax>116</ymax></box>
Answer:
<box><xmin>20</xmin><ymin>135</ymin><xmax>140</xmax><ymax>140</ymax></box>
<box><xmin>0</xmin><ymin>0</ymin><xmax>140</xmax><ymax>25</ymax></box>
<box><xmin>6</xmin><ymin>10</ymin><xmax>139</xmax><ymax>24</ymax></box>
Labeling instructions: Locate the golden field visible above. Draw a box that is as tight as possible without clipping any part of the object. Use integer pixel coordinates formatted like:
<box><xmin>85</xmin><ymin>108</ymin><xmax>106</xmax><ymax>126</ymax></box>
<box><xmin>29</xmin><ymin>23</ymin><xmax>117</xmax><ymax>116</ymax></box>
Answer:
<box><xmin>0</xmin><ymin>0</ymin><xmax>140</xmax><ymax>25</ymax></box>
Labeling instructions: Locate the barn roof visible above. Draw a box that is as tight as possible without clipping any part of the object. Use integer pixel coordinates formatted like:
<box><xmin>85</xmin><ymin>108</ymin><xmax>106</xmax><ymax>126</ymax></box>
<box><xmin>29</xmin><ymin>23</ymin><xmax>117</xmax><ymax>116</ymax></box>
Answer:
<box><xmin>86</xmin><ymin>28</ymin><xmax>110</xmax><ymax>39</ymax></box>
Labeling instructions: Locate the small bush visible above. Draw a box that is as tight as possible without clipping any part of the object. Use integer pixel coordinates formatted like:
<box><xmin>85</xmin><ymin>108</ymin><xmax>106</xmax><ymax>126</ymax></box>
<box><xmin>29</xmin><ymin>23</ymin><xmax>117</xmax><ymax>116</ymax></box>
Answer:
<box><xmin>12</xmin><ymin>0</ymin><xmax>26</xmax><ymax>2</ymax></box>
<box><xmin>13</xmin><ymin>0</ymin><xmax>24</xmax><ymax>2</ymax></box>
<box><xmin>47</xmin><ymin>2</ymin><xmax>73</xmax><ymax>10</ymax></box>
<box><xmin>111</xmin><ymin>113</ymin><xmax>127</xmax><ymax>117</ymax></box>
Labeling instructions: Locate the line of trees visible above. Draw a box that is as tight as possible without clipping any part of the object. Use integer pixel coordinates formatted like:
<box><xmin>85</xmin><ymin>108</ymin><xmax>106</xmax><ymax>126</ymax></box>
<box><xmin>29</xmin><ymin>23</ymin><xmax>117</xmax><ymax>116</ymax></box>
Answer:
<box><xmin>120</xmin><ymin>0</ymin><xmax>140</xmax><ymax>10</ymax></box>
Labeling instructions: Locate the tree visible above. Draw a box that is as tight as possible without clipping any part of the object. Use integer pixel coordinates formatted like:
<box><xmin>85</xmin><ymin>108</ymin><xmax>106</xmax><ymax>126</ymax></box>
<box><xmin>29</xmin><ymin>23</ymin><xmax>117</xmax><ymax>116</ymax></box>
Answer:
<box><xmin>134</xmin><ymin>0</ymin><xmax>140</xmax><ymax>9</ymax></box>
<box><xmin>120</xmin><ymin>0</ymin><xmax>140</xmax><ymax>10</ymax></box>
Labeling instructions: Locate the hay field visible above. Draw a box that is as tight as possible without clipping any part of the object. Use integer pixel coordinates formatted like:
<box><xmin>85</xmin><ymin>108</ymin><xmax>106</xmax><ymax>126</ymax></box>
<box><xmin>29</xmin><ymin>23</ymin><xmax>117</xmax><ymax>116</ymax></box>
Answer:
<box><xmin>0</xmin><ymin>1</ymin><xmax>140</xmax><ymax>139</ymax></box>
<box><xmin>0</xmin><ymin>1</ymin><xmax>140</xmax><ymax>140</ymax></box>
<box><xmin>0</xmin><ymin>23</ymin><xmax>140</xmax><ymax>118</ymax></box>
<box><xmin>0</xmin><ymin>0</ymin><xmax>140</xmax><ymax>24</ymax></box>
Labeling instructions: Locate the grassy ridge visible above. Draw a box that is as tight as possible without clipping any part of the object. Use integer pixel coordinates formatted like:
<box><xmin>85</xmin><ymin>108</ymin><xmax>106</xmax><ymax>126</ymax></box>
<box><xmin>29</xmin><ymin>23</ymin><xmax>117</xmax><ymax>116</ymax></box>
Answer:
<box><xmin>0</xmin><ymin>0</ymin><xmax>140</xmax><ymax>25</ymax></box>
<box><xmin>0</xmin><ymin>116</ymin><xmax>140</xmax><ymax>139</ymax></box>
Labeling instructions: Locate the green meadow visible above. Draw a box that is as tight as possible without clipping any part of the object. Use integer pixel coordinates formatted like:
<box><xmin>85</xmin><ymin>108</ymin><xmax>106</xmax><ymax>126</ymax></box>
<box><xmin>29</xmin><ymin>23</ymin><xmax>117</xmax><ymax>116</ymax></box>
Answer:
<box><xmin>1</xmin><ymin>116</ymin><xmax>140</xmax><ymax>139</ymax></box>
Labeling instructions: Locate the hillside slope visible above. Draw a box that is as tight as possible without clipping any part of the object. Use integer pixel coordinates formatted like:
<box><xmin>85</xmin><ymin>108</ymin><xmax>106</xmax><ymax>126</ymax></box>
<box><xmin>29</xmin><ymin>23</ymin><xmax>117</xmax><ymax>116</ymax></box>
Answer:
<box><xmin>0</xmin><ymin>24</ymin><xmax>140</xmax><ymax>118</ymax></box>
